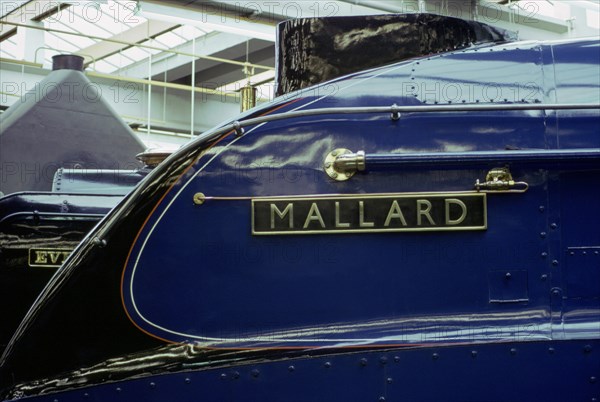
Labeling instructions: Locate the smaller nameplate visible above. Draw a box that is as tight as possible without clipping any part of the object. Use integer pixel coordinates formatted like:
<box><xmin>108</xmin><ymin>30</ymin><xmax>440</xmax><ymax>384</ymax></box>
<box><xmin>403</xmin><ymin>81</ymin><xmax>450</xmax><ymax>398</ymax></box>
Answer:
<box><xmin>28</xmin><ymin>248</ymin><xmax>73</xmax><ymax>268</ymax></box>
<box><xmin>252</xmin><ymin>193</ymin><xmax>486</xmax><ymax>235</ymax></box>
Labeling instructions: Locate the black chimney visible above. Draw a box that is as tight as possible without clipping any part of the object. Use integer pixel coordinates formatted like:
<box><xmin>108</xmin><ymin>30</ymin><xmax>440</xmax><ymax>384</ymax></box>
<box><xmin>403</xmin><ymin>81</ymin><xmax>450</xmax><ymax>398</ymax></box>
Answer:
<box><xmin>52</xmin><ymin>54</ymin><xmax>84</xmax><ymax>71</ymax></box>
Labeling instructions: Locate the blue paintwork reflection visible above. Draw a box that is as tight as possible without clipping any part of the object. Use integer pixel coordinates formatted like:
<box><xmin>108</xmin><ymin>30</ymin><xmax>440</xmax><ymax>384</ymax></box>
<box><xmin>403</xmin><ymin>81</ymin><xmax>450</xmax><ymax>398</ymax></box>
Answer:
<box><xmin>121</xmin><ymin>39</ymin><xmax>599</xmax><ymax>348</ymax></box>
<box><xmin>2</xmin><ymin>37</ymin><xmax>599</xmax><ymax>402</ymax></box>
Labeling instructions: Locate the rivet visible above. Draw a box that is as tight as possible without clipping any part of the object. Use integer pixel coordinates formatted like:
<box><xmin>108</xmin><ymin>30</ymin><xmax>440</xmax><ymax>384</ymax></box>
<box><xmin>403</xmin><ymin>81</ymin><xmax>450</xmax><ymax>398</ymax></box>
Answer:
<box><xmin>288</xmin><ymin>365</ymin><xmax>295</xmax><ymax>372</ymax></box>
<box><xmin>595</xmin><ymin>251</ymin><xmax>599</xmax><ymax>255</ymax></box>
<box><xmin>324</xmin><ymin>361</ymin><xmax>332</xmax><ymax>368</ymax></box>
<box><xmin>548</xmin><ymin>347</ymin><xmax>555</xmax><ymax>354</ymax></box>
<box><xmin>471</xmin><ymin>350</ymin><xmax>478</xmax><ymax>358</ymax></box>
<box><xmin>505</xmin><ymin>272</ymin><xmax>512</xmax><ymax>279</ymax></box>
<box><xmin>541</xmin><ymin>252</ymin><xmax>548</xmax><ymax>258</ymax></box>
<box><xmin>570</xmin><ymin>251</ymin><xmax>575</xmax><ymax>256</ymax></box>
<box><xmin>379</xmin><ymin>397</ymin><xmax>386</xmax><ymax>402</ymax></box>
<box><xmin>116</xmin><ymin>387</ymin><xmax>122</xmax><ymax>392</ymax></box>
<box><xmin>583</xmin><ymin>251</ymin><xmax>587</xmax><ymax>255</ymax></box>
<box><xmin>360</xmin><ymin>358</ymin><xmax>368</xmax><ymax>367</ymax></box>
<box><xmin>550</xmin><ymin>223</ymin><xmax>558</xmax><ymax>229</ymax></box>
<box><xmin>233</xmin><ymin>371</ymin><xmax>240</xmax><ymax>379</ymax></box>
<box><xmin>510</xmin><ymin>348</ymin><xmax>517</xmax><ymax>355</ymax></box>
<box><xmin>84</xmin><ymin>393</ymin><xmax>89</xmax><ymax>398</ymax></box>
<box><xmin>552</xmin><ymin>289</ymin><xmax>561</xmax><ymax>296</ymax></box>
<box><xmin>149</xmin><ymin>382</ymin><xmax>156</xmax><ymax>389</ymax></box>
<box><xmin>584</xmin><ymin>345</ymin><xmax>592</xmax><ymax>354</ymax></box>
<box><xmin>590</xmin><ymin>376</ymin><xmax>597</xmax><ymax>383</ymax></box>
<box><xmin>331</xmin><ymin>172</ymin><xmax>338</xmax><ymax>179</ymax></box>
<box><xmin>92</xmin><ymin>237</ymin><xmax>107</xmax><ymax>247</ymax></box>
<box><xmin>184</xmin><ymin>378</ymin><xmax>191</xmax><ymax>384</ymax></box>
<box><xmin>393</xmin><ymin>356</ymin><xmax>400</xmax><ymax>363</ymax></box>
<box><xmin>541</xmin><ymin>274</ymin><xmax>548</xmax><ymax>281</ymax></box>
<box><xmin>380</xmin><ymin>357</ymin><xmax>388</xmax><ymax>365</ymax></box>
<box><xmin>387</xmin><ymin>377</ymin><xmax>393</xmax><ymax>384</ymax></box>
<box><xmin>332</xmin><ymin>150</ymin><xmax>338</xmax><ymax>157</ymax></box>
<box><xmin>552</xmin><ymin>260</ymin><xmax>559</xmax><ymax>266</ymax></box>
<box><xmin>540</xmin><ymin>232</ymin><xmax>547</xmax><ymax>238</ymax></box>
<box><xmin>220</xmin><ymin>373</ymin><xmax>227</xmax><ymax>380</ymax></box>
<box><xmin>324</xmin><ymin>162</ymin><xmax>331</xmax><ymax>169</ymax></box>
<box><xmin>432</xmin><ymin>353</ymin><xmax>439</xmax><ymax>360</ymax></box>
<box><xmin>251</xmin><ymin>369</ymin><xmax>260</xmax><ymax>378</ymax></box>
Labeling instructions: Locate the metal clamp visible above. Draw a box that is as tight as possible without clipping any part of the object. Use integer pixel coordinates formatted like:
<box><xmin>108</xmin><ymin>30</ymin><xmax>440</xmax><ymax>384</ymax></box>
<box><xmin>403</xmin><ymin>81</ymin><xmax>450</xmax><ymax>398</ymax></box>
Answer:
<box><xmin>475</xmin><ymin>167</ymin><xmax>529</xmax><ymax>193</ymax></box>
<box><xmin>324</xmin><ymin>149</ymin><xmax>365</xmax><ymax>181</ymax></box>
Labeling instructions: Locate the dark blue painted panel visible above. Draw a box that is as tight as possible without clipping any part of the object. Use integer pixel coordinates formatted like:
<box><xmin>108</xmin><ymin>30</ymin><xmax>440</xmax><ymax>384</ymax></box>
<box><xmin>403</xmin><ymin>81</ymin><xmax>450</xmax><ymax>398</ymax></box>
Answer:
<box><xmin>120</xmin><ymin>42</ymin><xmax>563</xmax><ymax>347</ymax></box>
<box><xmin>2</xmin><ymin>37</ymin><xmax>599</xmax><ymax>401</ymax></box>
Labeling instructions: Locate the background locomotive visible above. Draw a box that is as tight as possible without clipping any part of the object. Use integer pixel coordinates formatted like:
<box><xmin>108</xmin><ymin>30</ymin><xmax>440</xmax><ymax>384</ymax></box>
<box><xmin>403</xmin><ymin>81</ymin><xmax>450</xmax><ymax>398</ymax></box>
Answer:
<box><xmin>0</xmin><ymin>54</ymin><xmax>150</xmax><ymax>352</ymax></box>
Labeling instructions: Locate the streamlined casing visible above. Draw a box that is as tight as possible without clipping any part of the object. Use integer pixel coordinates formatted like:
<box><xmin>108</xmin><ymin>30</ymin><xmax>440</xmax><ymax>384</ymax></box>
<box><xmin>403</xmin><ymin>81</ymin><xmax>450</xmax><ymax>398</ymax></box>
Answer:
<box><xmin>0</xmin><ymin>37</ymin><xmax>599</xmax><ymax>401</ymax></box>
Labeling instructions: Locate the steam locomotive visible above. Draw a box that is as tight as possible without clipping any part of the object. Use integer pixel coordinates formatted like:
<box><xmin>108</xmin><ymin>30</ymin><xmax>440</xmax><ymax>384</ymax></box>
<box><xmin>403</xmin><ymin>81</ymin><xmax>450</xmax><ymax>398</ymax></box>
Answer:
<box><xmin>0</xmin><ymin>54</ymin><xmax>150</xmax><ymax>353</ymax></box>
<box><xmin>1</xmin><ymin>14</ymin><xmax>599</xmax><ymax>402</ymax></box>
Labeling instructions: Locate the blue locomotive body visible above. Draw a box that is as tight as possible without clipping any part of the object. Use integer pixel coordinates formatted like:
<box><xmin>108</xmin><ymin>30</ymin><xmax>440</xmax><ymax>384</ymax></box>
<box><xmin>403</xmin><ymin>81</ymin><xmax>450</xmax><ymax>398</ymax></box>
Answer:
<box><xmin>0</xmin><ymin>31</ymin><xmax>599</xmax><ymax>401</ymax></box>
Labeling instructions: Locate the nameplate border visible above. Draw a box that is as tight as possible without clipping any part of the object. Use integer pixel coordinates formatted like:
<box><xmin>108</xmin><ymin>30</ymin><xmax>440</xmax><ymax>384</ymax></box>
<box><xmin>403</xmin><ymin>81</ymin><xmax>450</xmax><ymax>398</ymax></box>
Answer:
<box><xmin>251</xmin><ymin>192</ymin><xmax>487</xmax><ymax>235</ymax></box>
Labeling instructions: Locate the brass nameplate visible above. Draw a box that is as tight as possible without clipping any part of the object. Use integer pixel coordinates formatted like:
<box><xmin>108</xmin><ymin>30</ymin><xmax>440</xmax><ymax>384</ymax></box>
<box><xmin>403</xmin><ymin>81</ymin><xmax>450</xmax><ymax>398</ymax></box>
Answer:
<box><xmin>28</xmin><ymin>248</ymin><xmax>73</xmax><ymax>268</ymax></box>
<box><xmin>252</xmin><ymin>193</ymin><xmax>487</xmax><ymax>235</ymax></box>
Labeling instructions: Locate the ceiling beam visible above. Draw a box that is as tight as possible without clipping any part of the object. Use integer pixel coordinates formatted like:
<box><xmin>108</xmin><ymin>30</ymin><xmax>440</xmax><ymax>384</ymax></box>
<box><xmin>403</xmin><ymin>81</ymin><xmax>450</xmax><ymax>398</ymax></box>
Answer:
<box><xmin>138</xmin><ymin>0</ymin><xmax>276</xmax><ymax>41</ymax></box>
<box><xmin>111</xmin><ymin>31</ymin><xmax>267</xmax><ymax>80</ymax></box>
<box><xmin>1</xmin><ymin>0</ymin><xmax>57</xmax><ymax>41</ymax></box>
<box><xmin>76</xmin><ymin>19</ymin><xmax>178</xmax><ymax>64</ymax></box>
